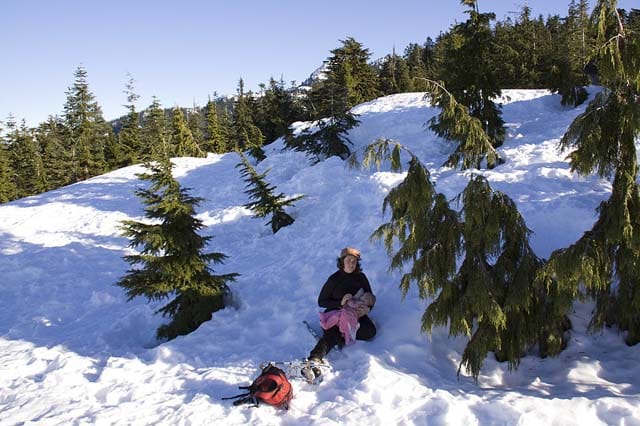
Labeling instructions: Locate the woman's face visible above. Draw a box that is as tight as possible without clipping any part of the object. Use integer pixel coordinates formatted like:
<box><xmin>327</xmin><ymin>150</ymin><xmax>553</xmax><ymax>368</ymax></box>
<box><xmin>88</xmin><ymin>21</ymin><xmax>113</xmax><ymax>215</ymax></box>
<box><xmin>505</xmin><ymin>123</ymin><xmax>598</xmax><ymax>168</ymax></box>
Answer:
<box><xmin>343</xmin><ymin>255</ymin><xmax>358</xmax><ymax>274</ymax></box>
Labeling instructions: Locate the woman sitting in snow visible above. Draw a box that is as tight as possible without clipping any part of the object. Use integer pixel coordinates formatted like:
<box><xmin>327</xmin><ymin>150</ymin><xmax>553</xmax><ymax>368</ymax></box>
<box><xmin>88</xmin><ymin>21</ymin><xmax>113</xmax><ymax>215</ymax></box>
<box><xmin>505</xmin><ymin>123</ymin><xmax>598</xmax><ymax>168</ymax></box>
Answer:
<box><xmin>305</xmin><ymin>247</ymin><xmax>376</xmax><ymax>374</ymax></box>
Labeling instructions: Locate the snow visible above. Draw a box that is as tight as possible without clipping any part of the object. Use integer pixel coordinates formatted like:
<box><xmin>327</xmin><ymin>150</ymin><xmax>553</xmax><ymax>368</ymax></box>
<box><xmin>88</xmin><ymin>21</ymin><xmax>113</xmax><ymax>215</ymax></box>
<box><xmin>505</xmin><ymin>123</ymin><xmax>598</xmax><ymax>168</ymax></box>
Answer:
<box><xmin>1</xmin><ymin>89</ymin><xmax>639</xmax><ymax>425</ymax></box>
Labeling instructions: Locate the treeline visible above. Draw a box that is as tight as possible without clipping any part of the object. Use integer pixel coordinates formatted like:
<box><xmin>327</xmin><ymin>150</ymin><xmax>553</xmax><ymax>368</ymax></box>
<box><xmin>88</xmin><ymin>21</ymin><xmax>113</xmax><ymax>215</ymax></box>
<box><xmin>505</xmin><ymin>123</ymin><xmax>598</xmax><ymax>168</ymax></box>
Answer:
<box><xmin>0</xmin><ymin>0</ymin><xmax>637</xmax><ymax>203</ymax></box>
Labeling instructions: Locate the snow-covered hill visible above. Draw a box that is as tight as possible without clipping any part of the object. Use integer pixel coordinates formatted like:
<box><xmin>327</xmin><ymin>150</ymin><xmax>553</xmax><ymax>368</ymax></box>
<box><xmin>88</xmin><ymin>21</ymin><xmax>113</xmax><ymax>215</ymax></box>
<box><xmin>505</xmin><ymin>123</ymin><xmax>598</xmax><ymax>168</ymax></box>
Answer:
<box><xmin>1</xmin><ymin>90</ymin><xmax>639</xmax><ymax>425</ymax></box>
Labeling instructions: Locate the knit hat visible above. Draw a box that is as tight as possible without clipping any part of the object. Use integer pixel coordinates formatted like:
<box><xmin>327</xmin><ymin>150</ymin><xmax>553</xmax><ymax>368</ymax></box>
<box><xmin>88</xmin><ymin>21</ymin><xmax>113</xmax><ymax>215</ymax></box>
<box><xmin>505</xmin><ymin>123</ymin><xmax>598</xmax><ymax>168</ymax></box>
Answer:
<box><xmin>340</xmin><ymin>247</ymin><xmax>361</xmax><ymax>259</ymax></box>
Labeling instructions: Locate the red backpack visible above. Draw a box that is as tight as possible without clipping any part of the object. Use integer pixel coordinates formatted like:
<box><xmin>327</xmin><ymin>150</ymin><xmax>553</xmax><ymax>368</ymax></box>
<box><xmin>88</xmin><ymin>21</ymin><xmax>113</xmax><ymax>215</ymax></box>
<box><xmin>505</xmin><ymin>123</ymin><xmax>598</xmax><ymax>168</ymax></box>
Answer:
<box><xmin>223</xmin><ymin>364</ymin><xmax>293</xmax><ymax>410</ymax></box>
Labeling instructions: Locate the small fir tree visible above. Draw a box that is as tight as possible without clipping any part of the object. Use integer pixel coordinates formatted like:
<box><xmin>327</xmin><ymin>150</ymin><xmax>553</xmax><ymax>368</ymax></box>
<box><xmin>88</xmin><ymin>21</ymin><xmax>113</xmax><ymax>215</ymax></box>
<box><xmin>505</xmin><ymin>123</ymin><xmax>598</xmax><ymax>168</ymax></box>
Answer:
<box><xmin>170</xmin><ymin>106</ymin><xmax>204</xmax><ymax>157</ymax></box>
<box><xmin>235</xmin><ymin>152</ymin><xmax>304</xmax><ymax>233</ymax></box>
<box><xmin>0</xmin><ymin>122</ymin><xmax>17</xmax><ymax>202</ymax></box>
<box><xmin>116</xmin><ymin>159</ymin><xmax>238</xmax><ymax>340</ymax></box>
<box><xmin>232</xmin><ymin>79</ymin><xmax>265</xmax><ymax>161</ymax></box>
<box><xmin>9</xmin><ymin>121</ymin><xmax>47</xmax><ymax>197</ymax></box>
<box><xmin>187</xmin><ymin>104</ymin><xmax>204</xmax><ymax>151</ymax></box>
<box><xmin>141</xmin><ymin>97</ymin><xmax>170</xmax><ymax>161</ymax></box>
<box><xmin>62</xmin><ymin>65</ymin><xmax>111</xmax><ymax>181</ymax></box>
<box><xmin>118</xmin><ymin>75</ymin><xmax>142</xmax><ymax>166</ymax></box>
<box><xmin>203</xmin><ymin>97</ymin><xmax>229</xmax><ymax>153</ymax></box>
<box><xmin>36</xmin><ymin>116</ymin><xmax>71</xmax><ymax>191</ymax></box>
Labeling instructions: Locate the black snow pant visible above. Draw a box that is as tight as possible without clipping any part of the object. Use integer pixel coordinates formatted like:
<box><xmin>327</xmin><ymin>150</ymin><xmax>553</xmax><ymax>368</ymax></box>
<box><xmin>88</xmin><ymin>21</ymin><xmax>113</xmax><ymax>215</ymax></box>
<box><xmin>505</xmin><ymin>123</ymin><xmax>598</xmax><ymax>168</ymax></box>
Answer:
<box><xmin>308</xmin><ymin>315</ymin><xmax>376</xmax><ymax>360</ymax></box>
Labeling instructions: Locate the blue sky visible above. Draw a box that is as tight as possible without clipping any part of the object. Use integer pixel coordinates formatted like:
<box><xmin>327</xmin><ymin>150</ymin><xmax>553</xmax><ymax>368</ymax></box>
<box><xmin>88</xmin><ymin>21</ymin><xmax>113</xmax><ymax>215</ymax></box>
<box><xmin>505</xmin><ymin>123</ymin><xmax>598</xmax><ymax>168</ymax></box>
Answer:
<box><xmin>1</xmin><ymin>0</ymin><xmax>634</xmax><ymax>127</ymax></box>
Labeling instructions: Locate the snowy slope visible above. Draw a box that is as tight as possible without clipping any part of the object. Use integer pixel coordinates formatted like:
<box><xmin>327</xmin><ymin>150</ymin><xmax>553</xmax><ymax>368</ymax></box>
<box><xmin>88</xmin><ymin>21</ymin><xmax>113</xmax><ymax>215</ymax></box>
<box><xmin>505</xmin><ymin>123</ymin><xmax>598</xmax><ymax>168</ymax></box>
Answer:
<box><xmin>1</xmin><ymin>90</ymin><xmax>639</xmax><ymax>425</ymax></box>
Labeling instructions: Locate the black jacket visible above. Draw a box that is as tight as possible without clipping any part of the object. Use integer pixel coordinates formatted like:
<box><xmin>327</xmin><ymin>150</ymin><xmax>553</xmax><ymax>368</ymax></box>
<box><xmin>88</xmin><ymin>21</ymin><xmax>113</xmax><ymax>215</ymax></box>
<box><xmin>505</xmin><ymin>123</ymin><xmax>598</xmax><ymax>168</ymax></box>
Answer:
<box><xmin>317</xmin><ymin>270</ymin><xmax>374</xmax><ymax>312</ymax></box>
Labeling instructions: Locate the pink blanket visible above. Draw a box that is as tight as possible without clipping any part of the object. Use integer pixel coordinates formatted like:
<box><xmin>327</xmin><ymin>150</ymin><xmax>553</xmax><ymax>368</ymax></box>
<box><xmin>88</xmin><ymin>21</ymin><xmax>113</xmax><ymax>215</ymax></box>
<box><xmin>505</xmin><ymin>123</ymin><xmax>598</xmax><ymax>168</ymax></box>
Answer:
<box><xmin>318</xmin><ymin>297</ymin><xmax>365</xmax><ymax>345</ymax></box>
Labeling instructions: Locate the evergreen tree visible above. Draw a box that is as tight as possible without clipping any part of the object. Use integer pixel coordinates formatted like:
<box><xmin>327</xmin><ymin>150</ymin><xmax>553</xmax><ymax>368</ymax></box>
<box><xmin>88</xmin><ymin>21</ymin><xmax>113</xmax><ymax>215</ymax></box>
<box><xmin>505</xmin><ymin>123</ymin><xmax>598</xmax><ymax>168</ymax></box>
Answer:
<box><xmin>0</xmin><ymin>121</ymin><xmax>17</xmax><ymax>202</ymax></box>
<box><xmin>359</xmin><ymin>139</ymin><xmax>542</xmax><ymax>380</ymax></box>
<box><xmin>309</xmin><ymin>38</ymin><xmax>380</xmax><ymax>117</ymax></box>
<box><xmin>539</xmin><ymin>0</ymin><xmax>640</xmax><ymax>347</ymax></box>
<box><xmin>170</xmin><ymin>106</ymin><xmax>203</xmax><ymax>157</ymax></box>
<box><xmin>432</xmin><ymin>1</ymin><xmax>505</xmax><ymax>148</ymax></box>
<box><xmin>289</xmin><ymin>59</ymin><xmax>361</xmax><ymax>161</ymax></box>
<box><xmin>36</xmin><ymin>116</ymin><xmax>71</xmax><ymax>190</ymax></box>
<box><xmin>62</xmin><ymin>66</ymin><xmax>112</xmax><ymax>181</ymax></box>
<box><xmin>235</xmin><ymin>152</ymin><xmax>304</xmax><ymax>233</ymax></box>
<box><xmin>187</xmin><ymin>104</ymin><xmax>204</xmax><ymax>153</ymax></box>
<box><xmin>404</xmin><ymin>42</ymin><xmax>428</xmax><ymax>91</ymax></box>
<box><xmin>379</xmin><ymin>51</ymin><xmax>412</xmax><ymax>95</ymax></box>
<box><xmin>116</xmin><ymin>159</ymin><xmax>238</xmax><ymax>340</ymax></box>
<box><xmin>548</xmin><ymin>0</ymin><xmax>592</xmax><ymax>106</ymax></box>
<box><xmin>232</xmin><ymin>79</ymin><xmax>265</xmax><ymax>161</ymax></box>
<box><xmin>10</xmin><ymin>121</ymin><xmax>47</xmax><ymax>197</ymax></box>
<box><xmin>255</xmin><ymin>78</ymin><xmax>299</xmax><ymax>144</ymax></box>
<box><xmin>203</xmin><ymin>97</ymin><xmax>229</xmax><ymax>154</ymax></box>
<box><xmin>118</xmin><ymin>75</ymin><xmax>142</xmax><ymax>166</ymax></box>
<box><xmin>425</xmin><ymin>79</ymin><xmax>499</xmax><ymax>169</ymax></box>
<box><xmin>141</xmin><ymin>97</ymin><xmax>170</xmax><ymax>161</ymax></box>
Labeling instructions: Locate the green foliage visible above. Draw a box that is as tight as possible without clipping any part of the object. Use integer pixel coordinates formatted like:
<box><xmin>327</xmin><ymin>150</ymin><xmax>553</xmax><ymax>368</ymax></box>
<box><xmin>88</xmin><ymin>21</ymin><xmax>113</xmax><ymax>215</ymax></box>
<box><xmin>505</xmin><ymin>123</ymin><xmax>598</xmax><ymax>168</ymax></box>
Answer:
<box><xmin>203</xmin><ymin>98</ymin><xmax>230</xmax><ymax>154</ymax></box>
<box><xmin>425</xmin><ymin>79</ymin><xmax>499</xmax><ymax>169</ymax></box>
<box><xmin>403</xmin><ymin>40</ymin><xmax>436</xmax><ymax>91</ymax></box>
<box><xmin>235</xmin><ymin>152</ymin><xmax>304</xmax><ymax>233</ymax></box>
<box><xmin>308</xmin><ymin>38</ymin><xmax>379</xmax><ymax>119</ymax></box>
<box><xmin>8</xmin><ymin>122</ymin><xmax>47</xmax><ymax>197</ymax></box>
<box><xmin>117</xmin><ymin>76</ymin><xmax>142</xmax><ymax>167</ymax></box>
<box><xmin>378</xmin><ymin>52</ymin><xmax>413</xmax><ymax>95</ymax></box>
<box><xmin>541</xmin><ymin>0</ymin><xmax>640</xmax><ymax>347</ymax></box>
<box><xmin>36</xmin><ymin>117</ymin><xmax>69</xmax><ymax>191</ymax></box>
<box><xmin>285</xmin><ymin>111</ymin><xmax>359</xmax><ymax>162</ymax></box>
<box><xmin>289</xmin><ymin>43</ymin><xmax>363</xmax><ymax>162</ymax></box>
<box><xmin>141</xmin><ymin>97</ymin><xmax>170</xmax><ymax>161</ymax></box>
<box><xmin>62</xmin><ymin>65</ymin><xmax>112</xmax><ymax>182</ymax></box>
<box><xmin>254</xmin><ymin>78</ymin><xmax>303</xmax><ymax>145</ymax></box>
<box><xmin>116</xmin><ymin>159</ymin><xmax>238</xmax><ymax>340</ymax></box>
<box><xmin>432</xmin><ymin>2</ymin><xmax>505</xmax><ymax>148</ymax></box>
<box><xmin>232</xmin><ymin>79</ymin><xmax>265</xmax><ymax>162</ymax></box>
<box><xmin>0</xmin><ymin>123</ymin><xmax>17</xmax><ymax>203</ymax></box>
<box><xmin>548</xmin><ymin>0</ymin><xmax>592</xmax><ymax>106</ymax></box>
<box><xmin>360</xmin><ymin>139</ymin><xmax>543</xmax><ymax>380</ymax></box>
<box><xmin>170</xmin><ymin>107</ymin><xmax>204</xmax><ymax>157</ymax></box>
<box><xmin>187</xmin><ymin>105</ymin><xmax>204</xmax><ymax>151</ymax></box>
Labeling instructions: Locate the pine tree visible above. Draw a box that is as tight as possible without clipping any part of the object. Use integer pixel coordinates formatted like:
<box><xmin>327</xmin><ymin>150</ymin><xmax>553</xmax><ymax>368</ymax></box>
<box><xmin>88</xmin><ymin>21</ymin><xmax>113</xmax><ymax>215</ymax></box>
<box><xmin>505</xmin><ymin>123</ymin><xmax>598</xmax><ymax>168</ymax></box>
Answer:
<box><xmin>232</xmin><ymin>79</ymin><xmax>265</xmax><ymax>161</ymax></box>
<box><xmin>425</xmin><ymin>79</ymin><xmax>499</xmax><ymax>169</ymax></box>
<box><xmin>116</xmin><ymin>159</ymin><xmax>238</xmax><ymax>340</ymax></box>
<box><xmin>379</xmin><ymin>51</ymin><xmax>412</xmax><ymax>95</ymax></box>
<box><xmin>9</xmin><ymin>121</ymin><xmax>47</xmax><ymax>197</ymax></box>
<box><xmin>203</xmin><ymin>97</ymin><xmax>229</xmax><ymax>153</ymax></box>
<box><xmin>141</xmin><ymin>97</ymin><xmax>170</xmax><ymax>161</ymax></box>
<box><xmin>170</xmin><ymin>107</ymin><xmax>203</xmax><ymax>157</ymax></box>
<box><xmin>187</xmin><ymin>104</ymin><xmax>204</xmax><ymax>153</ymax></box>
<box><xmin>255</xmin><ymin>77</ymin><xmax>299</xmax><ymax>144</ymax></box>
<box><xmin>0</xmin><ymin>121</ymin><xmax>17</xmax><ymax>202</ymax></box>
<box><xmin>539</xmin><ymin>0</ymin><xmax>640</xmax><ymax>347</ymax></box>
<box><xmin>310</xmin><ymin>38</ymin><xmax>380</xmax><ymax>117</ymax></box>
<box><xmin>118</xmin><ymin>75</ymin><xmax>142</xmax><ymax>166</ymax></box>
<box><xmin>548</xmin><ymin>0</ymin><xmax>592</xmax><ymax>106</ymax></box>
<box><xmin>289</xmin><ymin>60</ymin><xmax>361</xmax><ymax>162</ymax></box>
<box><xmin>62</xmin><ymin>66</ymin><xmax>111</xmax><ymax>181</ymax></box>
<box><xmin>36</xmin><ymin>116</ymin><xmax>71</xmax><ymax>190</ymax></box>
<box><xmin>432</xmin><ymin>1</ymin><xmax>505</xmax><ymax>148</ymax></box>
<box><xmin>235</xmin><ymin>152</ymin><xmax>304</xmax><ymax>233</ymax></box>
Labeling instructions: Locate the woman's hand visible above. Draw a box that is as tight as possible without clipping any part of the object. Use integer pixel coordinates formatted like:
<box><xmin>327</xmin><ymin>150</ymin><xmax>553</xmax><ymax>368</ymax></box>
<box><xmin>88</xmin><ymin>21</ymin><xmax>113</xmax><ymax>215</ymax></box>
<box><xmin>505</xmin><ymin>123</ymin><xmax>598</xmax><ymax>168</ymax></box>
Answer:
<box><xmin>340</xmin><ymin>293</ymin><xmax>353</xmax><ymax>306</ymax></box>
